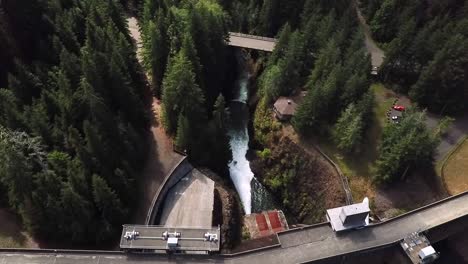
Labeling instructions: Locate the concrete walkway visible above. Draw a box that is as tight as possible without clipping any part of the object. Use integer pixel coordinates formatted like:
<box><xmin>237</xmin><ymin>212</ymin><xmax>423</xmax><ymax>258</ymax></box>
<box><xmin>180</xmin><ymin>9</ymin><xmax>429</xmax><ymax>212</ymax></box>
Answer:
<box><xmin>2</xmin><ymin>192</ymin><xmax>468</xmax><ymax>263</ymax></box>
<box><xmin>159</xmin><ymin>169</ymin><xmax>215</xmax><ymax>228</ymax></box>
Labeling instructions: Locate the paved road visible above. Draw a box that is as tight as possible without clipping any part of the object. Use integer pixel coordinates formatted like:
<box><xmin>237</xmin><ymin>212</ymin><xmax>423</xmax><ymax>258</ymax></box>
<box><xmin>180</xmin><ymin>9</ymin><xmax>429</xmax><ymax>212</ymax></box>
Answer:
<box><xmin>354</xmin><ymin>1</ymin><xmax>385</xmax><ymax>67</ymax></box>
<box><xmin>2</xmin><ymin>192</ymin><xmax>468</xmax><ymax>264</ymax></box>
<box><xmin>429</xmin><ymin>113</ymin><xmax>468</xmax><ymax>161</ymax></box>
<box><xmin>351</xmin><ymin>5</ymin><xmax>468</xmax><ymax>161</ymax></box>
<box><xmin>228</xmin><ymin>33</ymin><xmax>276</xmax><ymax>52</ymax></box>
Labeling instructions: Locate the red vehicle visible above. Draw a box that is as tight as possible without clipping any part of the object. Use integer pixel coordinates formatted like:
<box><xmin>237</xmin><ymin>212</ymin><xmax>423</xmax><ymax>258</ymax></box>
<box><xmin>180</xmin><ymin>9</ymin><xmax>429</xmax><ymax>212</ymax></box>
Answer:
<box><xmin>393</xmin><ymin>105</ymin><xmax>406</xmax><ymax>111</ymax></box>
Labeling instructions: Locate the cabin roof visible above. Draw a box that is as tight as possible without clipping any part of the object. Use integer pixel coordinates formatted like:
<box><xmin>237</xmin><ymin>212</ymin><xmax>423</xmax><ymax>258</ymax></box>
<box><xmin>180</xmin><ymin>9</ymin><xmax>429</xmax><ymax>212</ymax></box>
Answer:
<box><xmin>274</xmin><ymin>97</ymin><xmax>297</xmax><ymax>116</ymax></box>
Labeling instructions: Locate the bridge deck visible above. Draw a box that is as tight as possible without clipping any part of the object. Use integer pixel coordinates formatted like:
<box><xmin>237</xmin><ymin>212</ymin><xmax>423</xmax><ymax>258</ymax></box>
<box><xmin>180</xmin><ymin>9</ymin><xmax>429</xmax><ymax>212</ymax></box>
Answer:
<box><xmin>120</xmin><ymin>225</ymin><xmax>220</xmax><ymax>252</ymax></box>
<box><xmin>1</xmin><ymin>193</ymin><xmax>468</xmax><ymax>263</ymax></box>
<box><xmin>227</xmin><ymin>32</ymin><xmax>276</xmax><ymax>52</ymax></box>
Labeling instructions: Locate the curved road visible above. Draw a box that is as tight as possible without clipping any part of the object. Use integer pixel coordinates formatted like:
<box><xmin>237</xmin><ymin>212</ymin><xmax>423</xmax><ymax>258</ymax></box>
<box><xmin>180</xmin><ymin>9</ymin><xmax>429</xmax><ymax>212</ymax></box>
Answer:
<box><xmin>354</xmin><ymin>1</ymin><xmax>385</xmax><ymax>67</ymax></box>
<box><xmin>1</xmin><ymin>192</ymin><xmax>468</xmax><ymax>264</ymax></box>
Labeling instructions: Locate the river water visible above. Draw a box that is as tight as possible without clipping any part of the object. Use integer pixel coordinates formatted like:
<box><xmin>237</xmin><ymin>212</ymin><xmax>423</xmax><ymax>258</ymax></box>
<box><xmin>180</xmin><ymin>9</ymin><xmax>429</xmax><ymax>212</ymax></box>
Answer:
<box><xmin>227</xmin><ymin>51</ymin><xmax>276</xmax><ymax>215</ymax></box>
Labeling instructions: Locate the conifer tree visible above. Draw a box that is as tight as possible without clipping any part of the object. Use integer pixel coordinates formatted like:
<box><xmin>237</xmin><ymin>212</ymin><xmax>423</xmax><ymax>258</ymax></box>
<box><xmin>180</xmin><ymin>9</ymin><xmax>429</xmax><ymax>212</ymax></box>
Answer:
<box><xmin>162</xmin><ymin>51</ymin><xmax>206</xmax><ymax>134</ymax></box>
<box><xmin>175</xmin><ymin>114</ymin><xmax>190</xmax><ymax>151</ymax></box>
<box><xmin>409</xmin><ymin>35</ymin><xmax>468</xmax><ymax>114</ymax></box>
<box><xmin>259</xmin><ymin>0</ymin><xmax>280</xmax><ymax>36</ymax></box>
<box><xmin>332</xmin><ymin>104</ymin><xmax>364</xmax><ymax>153</ymax></box>
<box><xmin>92</xmin><ymin>174</ymin><xmax>127</xmax><ymax>241</ymax></box>
<box><xmin>208</xmin><ymin>94</ymin><xmax>232</xmax><ymax>175</ymax></box>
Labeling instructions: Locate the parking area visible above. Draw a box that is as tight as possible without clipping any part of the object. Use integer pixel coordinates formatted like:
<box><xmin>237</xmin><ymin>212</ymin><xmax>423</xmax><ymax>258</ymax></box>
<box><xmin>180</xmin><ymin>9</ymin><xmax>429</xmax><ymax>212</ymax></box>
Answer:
<box><xmin>385</xmin><ymin>99</ymin><xmax>408</xmax><ymax>124</ymax></box>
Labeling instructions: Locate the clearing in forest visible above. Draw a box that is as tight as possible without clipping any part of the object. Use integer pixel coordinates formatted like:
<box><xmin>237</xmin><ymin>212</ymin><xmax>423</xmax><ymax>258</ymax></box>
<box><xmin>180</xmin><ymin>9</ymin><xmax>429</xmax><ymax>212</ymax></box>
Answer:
<box><xmin>443</xmin><ymin>139</ymin><xmax>468</xmax><ymax>195</ymax></box>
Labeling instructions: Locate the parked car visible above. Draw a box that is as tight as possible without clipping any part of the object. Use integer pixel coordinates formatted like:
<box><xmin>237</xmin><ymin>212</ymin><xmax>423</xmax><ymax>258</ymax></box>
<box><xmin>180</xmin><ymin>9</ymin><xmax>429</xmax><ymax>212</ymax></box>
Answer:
<box><xmin>393</xmin><ymin>105</ymin><xmax>405</xmax><ymax>111</ymax></box>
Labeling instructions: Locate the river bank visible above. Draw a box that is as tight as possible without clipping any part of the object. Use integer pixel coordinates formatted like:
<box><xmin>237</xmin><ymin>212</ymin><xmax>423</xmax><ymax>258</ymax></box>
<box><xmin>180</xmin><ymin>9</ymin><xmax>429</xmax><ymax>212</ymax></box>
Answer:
<box><xmin>227</xmin><ymin>50</ymin><xmax>346</xmax><ymax>225</ymax></box>
<box><xmin>227</xmin><ymin>50</ymin><xmax>277</xmax><ymax>215</ymax></box>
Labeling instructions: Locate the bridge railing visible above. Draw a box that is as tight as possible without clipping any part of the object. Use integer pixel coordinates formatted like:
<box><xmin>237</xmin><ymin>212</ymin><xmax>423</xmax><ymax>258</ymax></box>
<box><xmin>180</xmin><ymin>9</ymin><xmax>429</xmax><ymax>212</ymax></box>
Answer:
<box><xmin>228</xmin><ymin>32</ymin><xmax>277</xmax><ymax>43</ymax></box>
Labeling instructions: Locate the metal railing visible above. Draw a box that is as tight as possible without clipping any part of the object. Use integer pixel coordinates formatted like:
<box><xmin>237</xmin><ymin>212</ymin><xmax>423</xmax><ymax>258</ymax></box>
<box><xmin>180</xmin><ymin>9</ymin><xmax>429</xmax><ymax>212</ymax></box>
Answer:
<box><xmin>228</xmin><ymin>32</ymin><xmax>277</xmax><ymax>43</ymax></box>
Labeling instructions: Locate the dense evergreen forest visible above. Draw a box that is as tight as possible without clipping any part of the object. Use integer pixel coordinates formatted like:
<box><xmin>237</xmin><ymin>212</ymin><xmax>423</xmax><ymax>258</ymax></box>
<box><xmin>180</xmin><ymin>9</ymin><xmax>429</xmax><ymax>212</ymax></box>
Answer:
<box><xmin>249</xmin><ymin>0</ymin><xmax>374</xmax><ymax>156</ymax></box>
<box><xmin>0</xmin><ymin>0</ymin><xmax>148</xmax><ymax>245</ymax></box>
<box><xmin>140</xmin><ymin>0</ymin><xmax>232</xmax><ymax>175</ymax></box>
<box><xmin>361</xmin><ymin>0</ymin><xmax>468</xmax><ymax>114</ymax></box>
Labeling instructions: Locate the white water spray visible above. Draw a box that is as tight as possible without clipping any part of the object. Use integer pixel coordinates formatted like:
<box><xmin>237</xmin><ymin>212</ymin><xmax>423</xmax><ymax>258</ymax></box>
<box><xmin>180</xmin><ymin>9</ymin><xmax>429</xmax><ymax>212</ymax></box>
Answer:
<box><xmin>228</xmin><ymin>53</ymin><xmax>254</xmax><ymax>214</ymax></box>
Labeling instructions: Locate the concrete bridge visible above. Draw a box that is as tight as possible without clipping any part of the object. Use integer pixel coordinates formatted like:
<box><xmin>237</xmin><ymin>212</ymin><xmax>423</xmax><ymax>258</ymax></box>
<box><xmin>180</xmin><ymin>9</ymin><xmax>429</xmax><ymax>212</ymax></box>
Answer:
<box><xmin>228</xmin><ymin>32</ymin><xmax>277</xmax><ymax>52</ymax></box>
<box><xmin>1</xmin><ymin>191</ymin><xmax>468</xmax><ymax>263</ymax></box>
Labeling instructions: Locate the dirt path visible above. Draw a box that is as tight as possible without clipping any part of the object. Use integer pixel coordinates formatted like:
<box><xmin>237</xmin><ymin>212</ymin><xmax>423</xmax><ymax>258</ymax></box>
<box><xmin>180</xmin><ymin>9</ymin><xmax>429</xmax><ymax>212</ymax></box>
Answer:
<box><xmin>353</xmin><ymin>5</ymin><xmax>468</xmax><ymax>162</ymax></box>
<box><xmin>127</xmin><ymin>17</ymin><xmax>184</xmax><ymax>223</ymax></box>
<box><xmin>0</xmin><ymin>208</ymin><xmax>38</xmax><ymax>248</ymax></box>
<box><xmin>354</xmin><ymin>1</ymin><xmax>385</xmax><ymax>67</ymax></box>
<box><xmin>127</xmin><ymin>17</ymin><xmax>144</xmax><ymax>64</ymax></box>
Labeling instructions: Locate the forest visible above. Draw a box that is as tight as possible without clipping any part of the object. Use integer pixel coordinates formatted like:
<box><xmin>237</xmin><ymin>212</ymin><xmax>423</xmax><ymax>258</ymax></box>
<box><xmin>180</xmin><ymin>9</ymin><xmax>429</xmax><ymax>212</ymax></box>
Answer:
<box><xmin>140</xmin><ymin>0</ymin><xmax>232</xmax><ymax>175</ymax></box>
<box><xmin>361</xmin><ymin>0</ymin><xmax>468</xmax><ymax>114</ymax></box>
<box><xmin>0</xmin><ymin>0</ymin><xmax>465</xmax><ymax>246</ymax></box>
<box><xmin>0</xmin><ymin>0</ymin><xmax>148</xmax><ymax>245</ymax></box>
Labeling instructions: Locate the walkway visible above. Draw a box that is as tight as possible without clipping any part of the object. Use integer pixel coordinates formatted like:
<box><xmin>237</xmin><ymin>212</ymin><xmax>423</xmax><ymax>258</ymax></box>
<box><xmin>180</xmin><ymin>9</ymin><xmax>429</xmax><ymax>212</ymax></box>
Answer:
<box><xmin>2</xmin><ymin>192</ymin><xmax>468</xmax><ymax>263</ymax></box>
<box><xmin>354</xmin><ymin>1</ymin><xmax>385</xmax><ymax>67</ymax></box>
<box><xmin>127</xmin><ymin>17</ymin><xmax>184</xmax><ymax>223</ymax></box>
<box><xmin>228</xmin><ymin>32</ymin><xmax>277</xmax><ymax>52</ymax></box>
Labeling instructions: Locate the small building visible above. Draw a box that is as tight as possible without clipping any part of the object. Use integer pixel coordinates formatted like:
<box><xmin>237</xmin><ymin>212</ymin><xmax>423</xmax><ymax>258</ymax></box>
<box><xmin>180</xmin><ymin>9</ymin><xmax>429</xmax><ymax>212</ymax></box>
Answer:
<box><xmin>419</xmin><ymin>246</ymin><xmax>438</xmax><ymax>263</ymax></box>
<box><xmin>401</xmin><ymin>232</ymin><xmax>439</xmax><ymax>264</ymax></box>
<box><xmin>244</xmin><ymin>210</ymin><xmax>289</xmax><ymax>239</ymax></box>
<box><xmin>273</xmin><ymin>97</ymin><xmax>297</xmax><ymax>121</ymax></box>
<box><xmin>326</xmin><ymin>199</ymin><xmax>370</xmax><ymax>232</ymax></box>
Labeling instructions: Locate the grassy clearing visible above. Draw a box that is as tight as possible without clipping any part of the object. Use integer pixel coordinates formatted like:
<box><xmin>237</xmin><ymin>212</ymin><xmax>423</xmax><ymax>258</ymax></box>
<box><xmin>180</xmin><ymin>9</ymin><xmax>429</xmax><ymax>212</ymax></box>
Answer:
<box><xmin>443</xmin><ymin>138</ymin><xmax>468</xmax><ymax>195</ymax></box>
<box><xmin>373</xmin><ymin>83</ymin><xmax>398</xmax><ymax>127</ymax></box>
<box><xmin>315</xmin><ymin>83</ymin><xmax>398</xmax><ymax>203</ymax></box>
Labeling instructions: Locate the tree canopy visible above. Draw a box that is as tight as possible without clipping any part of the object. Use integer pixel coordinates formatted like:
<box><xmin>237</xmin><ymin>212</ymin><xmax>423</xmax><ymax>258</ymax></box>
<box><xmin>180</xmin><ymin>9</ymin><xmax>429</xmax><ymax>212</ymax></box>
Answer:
<box><xmin>0</xmin><ymin>0</ymin><xmax>148</xmax><ymax>245</ymax></box>
<box><xmin>362</xmin><ymin>0</ymin><xmax>468</xmax><ymax>114</ymax></box>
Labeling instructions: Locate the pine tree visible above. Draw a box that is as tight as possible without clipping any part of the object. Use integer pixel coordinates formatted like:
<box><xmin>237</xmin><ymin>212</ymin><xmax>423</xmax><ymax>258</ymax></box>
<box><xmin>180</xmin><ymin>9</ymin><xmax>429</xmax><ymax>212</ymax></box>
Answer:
<box><xmin>60</xmin><ymin>183</ymin><xmax>94</xmax><ymax>243</ymax></box>
<box><xmin>30</xmin><ymin>170</ymin><xmax>64</xmax><ymax>239</ymax></box>
<box><xmin>175</xmin><ymin>114</ymin><xmax>190</xmax><ymax>151</ymax></box>
<box><xmin>308</xmin><ymin>39</ymin><xmax>340</xmax><ymax>87</ymax></box>
<box><xmin>370</xmin><ymin>0</ymin><xmax>398</xmax><ymax>42</ymax></box>
<box><xmin>142</xmin><ymin>10</ymin><xmax>168</xmax><ymax>97</ymax></box>
<box><xmin>92</xmin><ymin>174</ymin><xmax>127</xmax><ymax>242</ymax></box>
<box><xmin>0</xmin><ymin>89</ymin><xmax>22</xmax><ymax>129</ymax></box>
<box><xmin>181</xmin><ymin>31</ymin><xmax>204</xmax><ymax>94</ymax></box>
<box><xmin>409</xmin><ymin>35</ymin><xmax>468</xmax><ymax>114</ymax></box>
<box><xmin>259</xmin><ymin>0</ymin><xmax>280</xmax><ymax>36</ymax></box>
<box><xmin>191</xmin><ymin>0</ymin><xmax>228</xmax><ymax>108</ymax></box>
<box><xmin>208</xmin><ymin>94</ymin><xmax>232</xmax><ymax>175</ymax></box>
<box><xmin>332</xmin><ymin>104</ymin><xmax>364</xmax><ymax>153</ymax></box>
<box><xmin>161</xmin><ymin>51</ymin><xmax>206</xmax><ymax>134</ymax></box>
<box><xmin>0</xmin><ymin>127</ymin><xmax>40</xmax><ymax>211</ymax></box>
<box><xmin>268</xmin><ymin>23</ymin><xmax>291</xmax><ymax>67</ymax></box>
<box><xmin>375</xmin><ymin>111</ymin><xmax>436</xmax><ymax>183</ymax></box>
